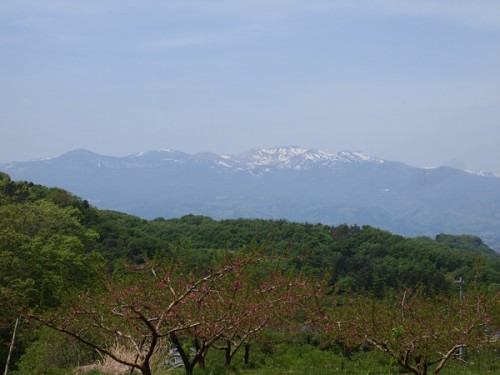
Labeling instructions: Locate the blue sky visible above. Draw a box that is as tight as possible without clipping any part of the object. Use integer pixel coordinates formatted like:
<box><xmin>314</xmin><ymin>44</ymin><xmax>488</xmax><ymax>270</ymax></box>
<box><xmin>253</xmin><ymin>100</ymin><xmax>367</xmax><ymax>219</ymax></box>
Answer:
<box><xmin>1</xmin><ymin>0</ymin><xmax>499</xmax><ymax>173</ymax></box>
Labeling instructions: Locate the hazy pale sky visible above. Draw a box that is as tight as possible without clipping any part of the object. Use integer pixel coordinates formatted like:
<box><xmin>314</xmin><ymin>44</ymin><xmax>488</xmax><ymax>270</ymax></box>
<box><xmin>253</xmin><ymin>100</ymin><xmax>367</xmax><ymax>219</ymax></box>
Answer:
<box><xmin>1</xmin><ymin>0</ymin><xmax>499</xmax><ymax>173</ymax></box>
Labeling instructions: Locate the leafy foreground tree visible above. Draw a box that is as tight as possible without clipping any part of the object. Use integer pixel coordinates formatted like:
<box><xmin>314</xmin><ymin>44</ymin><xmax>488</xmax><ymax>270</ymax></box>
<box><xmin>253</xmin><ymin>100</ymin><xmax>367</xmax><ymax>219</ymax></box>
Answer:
<box><xmin>0</xmin><ymin>201</ymin><xmax>99</xmax><ymax>318</ymax></box>
<box><xmin>0</xmin><ymin>199</ymin><xmax>100</xmax><ymax>372</ymax></box>
<box><xmin>29</xmin><ymin>252</ymin><xmax>315</xmax><ymax>375</ymax></box>
<box><xmin>323</xmin><ymin>289</ymin><xmax>498</xmax><ymax>375</ymax></box>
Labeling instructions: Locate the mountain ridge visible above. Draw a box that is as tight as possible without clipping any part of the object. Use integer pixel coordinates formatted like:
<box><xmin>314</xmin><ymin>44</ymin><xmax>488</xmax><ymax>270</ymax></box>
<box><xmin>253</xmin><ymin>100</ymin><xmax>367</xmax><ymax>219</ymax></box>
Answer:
<box><xmin>0</xmin><ymin>147</ymin><xmax>411</xmax><ymax>173</ymax></box>
<box><xmin>5</xmin><ymin>146</ymin><xmax>498</xmax><ymax>177</ymax></box>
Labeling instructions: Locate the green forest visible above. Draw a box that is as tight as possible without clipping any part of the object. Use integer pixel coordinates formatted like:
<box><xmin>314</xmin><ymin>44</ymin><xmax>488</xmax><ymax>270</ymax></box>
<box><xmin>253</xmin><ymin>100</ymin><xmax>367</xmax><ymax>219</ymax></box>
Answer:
<box><xmin>1</xmin><ymin>172</ymin><xmax>498</xmax><ymax>375</ymax></box>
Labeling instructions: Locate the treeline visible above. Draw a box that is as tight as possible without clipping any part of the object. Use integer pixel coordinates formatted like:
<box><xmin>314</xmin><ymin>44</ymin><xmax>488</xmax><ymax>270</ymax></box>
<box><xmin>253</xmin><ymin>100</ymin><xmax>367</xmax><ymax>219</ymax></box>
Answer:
<box><xmin>0</xmin><ymin>172</ymin><xmax>499</xmax><ymax>374</ymax></box>
<box><xmin>94</xmin><ymin>212</ymin><xmax>499</xmax><ymax>296</ymax></box>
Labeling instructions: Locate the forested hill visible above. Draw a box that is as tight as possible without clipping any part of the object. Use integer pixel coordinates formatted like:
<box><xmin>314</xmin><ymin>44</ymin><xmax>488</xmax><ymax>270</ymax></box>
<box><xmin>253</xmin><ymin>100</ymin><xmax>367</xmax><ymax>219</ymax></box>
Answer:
<box><xmin>94</xmin><ymin>212</ymin><xmax>498</xmax><ymax>293</ymax></box>
<box><xmin>1</xmin><ymin>171</ymin><xmax>498</xmax><ymax>298</ymax></box>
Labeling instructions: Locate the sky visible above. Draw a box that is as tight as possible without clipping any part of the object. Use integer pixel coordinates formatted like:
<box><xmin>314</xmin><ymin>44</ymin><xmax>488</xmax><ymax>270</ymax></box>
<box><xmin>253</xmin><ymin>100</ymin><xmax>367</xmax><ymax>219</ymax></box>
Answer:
<box><xmin>1</xmin><ymin>0</ymin><xmax>500</xmax><ymax>173</ymax></box>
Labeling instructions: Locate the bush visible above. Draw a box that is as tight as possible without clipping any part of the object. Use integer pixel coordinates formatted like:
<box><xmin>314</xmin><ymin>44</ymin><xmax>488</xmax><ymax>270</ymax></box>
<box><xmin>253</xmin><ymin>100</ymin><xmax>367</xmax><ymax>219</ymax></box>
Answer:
<box><xmin>13</xmin><ymin>328</ymin><xmax>96</xmax><ymax>375</ymax></box>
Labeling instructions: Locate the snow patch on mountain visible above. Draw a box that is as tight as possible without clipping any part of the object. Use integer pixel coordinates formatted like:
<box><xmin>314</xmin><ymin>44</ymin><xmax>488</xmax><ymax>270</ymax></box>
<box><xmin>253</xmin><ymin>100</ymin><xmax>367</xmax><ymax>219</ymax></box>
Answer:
<box><xmin>228</xmin><ymin>147</ymin><xmax>386</xmax><ymax>173</ymax></box>
<box><xmin>465</xmin><ymin>170</ymin><xmax>500</xmax><ymax>179</ymax></box>
<box><xmin>336</xmin><ymin>151</ymin><xmax>384</xmax><ymax>164</ymax></box>
<box><xmin>215</xmin><ymin>160</ymin><xmax>232</xmax><ymax>168</ymax></box>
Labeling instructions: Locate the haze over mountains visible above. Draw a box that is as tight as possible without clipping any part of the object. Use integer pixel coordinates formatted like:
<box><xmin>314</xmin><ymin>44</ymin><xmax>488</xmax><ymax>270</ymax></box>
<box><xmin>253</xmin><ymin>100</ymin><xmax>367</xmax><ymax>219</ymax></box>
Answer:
<box><xmin>2</xmin><ymin>146</ymin><xmax>500</xmax><ymax>250</ymax></box>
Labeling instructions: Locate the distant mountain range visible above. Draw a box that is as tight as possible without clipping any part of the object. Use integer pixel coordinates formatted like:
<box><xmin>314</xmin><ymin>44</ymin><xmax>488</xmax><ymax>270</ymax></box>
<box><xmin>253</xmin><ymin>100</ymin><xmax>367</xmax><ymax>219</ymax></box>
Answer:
<box><xmin>2</xmin><ymin>146</ymin><xmax>500</xmax><ymax>251</ymax></box>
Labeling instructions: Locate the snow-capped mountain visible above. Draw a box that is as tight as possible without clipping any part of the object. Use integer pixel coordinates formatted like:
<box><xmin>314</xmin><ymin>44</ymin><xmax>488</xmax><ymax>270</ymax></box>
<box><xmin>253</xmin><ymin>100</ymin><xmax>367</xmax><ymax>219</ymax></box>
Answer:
<box><xmin>5</xmin><ymin>146</ymin><xmax>389</xmax><ymax>174</ymax></box>
<box><xmin>1</xmin><ymin>146</ymin><xmax>499</xmax><ymax>251</ymax></box>
<box><xmin>226</xmin><ymin>147</ymin><xmax>385</xmax><ymax>172</ymax></box>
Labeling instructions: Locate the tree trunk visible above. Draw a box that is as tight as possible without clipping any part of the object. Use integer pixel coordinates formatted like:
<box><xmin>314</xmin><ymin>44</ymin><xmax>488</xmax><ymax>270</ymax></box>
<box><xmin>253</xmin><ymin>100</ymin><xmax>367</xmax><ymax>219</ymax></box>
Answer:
<box><xmin>140</xmin><ymin>364</ymin><xmax>152</xmax><ymax>375</ymax></box>
<box><xmin>170</xmin><ymin>333</ymin><xmax>204</xmax><ymax>375</ymax></box>
<box><xmin>244</xmin><ymin>343</ymin><xmax>251</xmax><ymax>364</ymax></box>
<box><xmin>130</xmin><ymin>337</ymin><xmax>147</xmax><ymax>374</ymax></box>
<box><xmin>194</xmin><ymin>339</ymin><xmax>205</xmax><ymax>369</ymax></box>
<box><xmin>3</xmin><ymin>316</ymin><xmax>20</xmax><ymax>375</ymax></box>
<box><xmin>170</xmin><ymin>333</ymin><xmax>193</xmax><ymax>375</ymax></box>
<box><xmin>225</xmin><ymin>341</ymin><xmax>232</xmax><ymax>366</ymax></box>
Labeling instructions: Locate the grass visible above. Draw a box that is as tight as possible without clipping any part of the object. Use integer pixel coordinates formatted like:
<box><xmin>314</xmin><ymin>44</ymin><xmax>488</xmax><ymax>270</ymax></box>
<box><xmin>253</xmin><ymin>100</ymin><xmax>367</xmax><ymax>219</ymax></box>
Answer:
<box><xmin>157</xmin><ymin>344</ymin><xmax>499</xmax><ymax>375</ymax></box>
<box><xmin>25</xmin><ymin>339</ymin><xmax>497</xmax><ymax>375</ymax></box>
